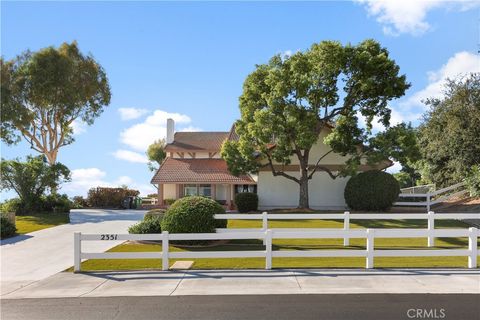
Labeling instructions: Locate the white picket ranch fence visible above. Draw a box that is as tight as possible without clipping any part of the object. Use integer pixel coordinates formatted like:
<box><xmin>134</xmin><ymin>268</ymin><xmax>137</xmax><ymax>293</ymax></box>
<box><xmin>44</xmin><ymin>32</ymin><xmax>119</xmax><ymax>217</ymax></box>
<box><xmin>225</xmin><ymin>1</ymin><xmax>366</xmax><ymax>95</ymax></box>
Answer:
<box><xmin>214</xmin><ymin>211</ymin><xmax>479</xmax><ymax>247</ymax></box>
<box><xmin>74</xmin><ymin>214</ymin><xmax>479</xmax><ymax>272</ymax></box>
<box><xmin>394</xmin><ymin>181</ymin><xmax>469</xmax><ymax>211</ymax></box>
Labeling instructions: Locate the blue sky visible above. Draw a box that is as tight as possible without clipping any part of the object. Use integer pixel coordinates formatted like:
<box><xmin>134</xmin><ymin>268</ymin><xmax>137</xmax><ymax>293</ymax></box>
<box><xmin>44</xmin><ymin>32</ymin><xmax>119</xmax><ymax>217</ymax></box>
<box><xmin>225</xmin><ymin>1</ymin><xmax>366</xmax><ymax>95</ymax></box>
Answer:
<box><xmin>1</xmin><ymin>1</ymin><xmax>479</xmax><ymax>199</ymax></box>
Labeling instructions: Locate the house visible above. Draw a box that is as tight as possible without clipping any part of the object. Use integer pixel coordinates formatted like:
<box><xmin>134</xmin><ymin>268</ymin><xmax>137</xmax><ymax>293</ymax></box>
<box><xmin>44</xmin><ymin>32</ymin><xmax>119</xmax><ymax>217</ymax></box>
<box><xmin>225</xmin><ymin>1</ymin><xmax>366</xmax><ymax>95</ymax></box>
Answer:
<box><xmin>151</xmin><ymin>119</ymin><xmax>391</xmax><ymax>210</ymax></box>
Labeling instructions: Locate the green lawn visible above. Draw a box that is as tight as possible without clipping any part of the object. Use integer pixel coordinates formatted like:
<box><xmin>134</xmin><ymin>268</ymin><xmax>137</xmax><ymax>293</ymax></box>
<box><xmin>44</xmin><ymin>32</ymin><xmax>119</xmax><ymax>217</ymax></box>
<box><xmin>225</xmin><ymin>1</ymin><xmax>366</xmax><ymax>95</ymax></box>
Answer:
<box><xmin>74</xmin><ymin>218</ymin><xmax>479</xmax><ymax>271</ymax></box>
<box><xmin>15</xmin><ymin>212</ymin><xmax>70</xmax><ymax>234</ymax></box>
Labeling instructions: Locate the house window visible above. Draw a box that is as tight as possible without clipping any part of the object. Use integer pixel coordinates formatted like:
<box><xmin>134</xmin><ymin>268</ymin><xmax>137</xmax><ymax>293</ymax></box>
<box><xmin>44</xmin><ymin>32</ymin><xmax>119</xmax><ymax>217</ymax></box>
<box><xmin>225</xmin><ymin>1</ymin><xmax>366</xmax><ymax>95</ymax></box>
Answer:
<box><xmin>236</xmin><ymin>185</ymin><xmax>257</xmax><ymax>193</ymax></box>
<box><xmin>199</xmin><ymin>184</ymin><xmax>211</xmax><ymax>198</ymax></box>
<box><xmin>183</xmin><ymin>184</ymin><xmax>212</xmax><ymax>198</ymax></box>
<box><xmin>184</xmin><ymin>184</ymin><xmax>197</xmax><ymax>197</ymax></box>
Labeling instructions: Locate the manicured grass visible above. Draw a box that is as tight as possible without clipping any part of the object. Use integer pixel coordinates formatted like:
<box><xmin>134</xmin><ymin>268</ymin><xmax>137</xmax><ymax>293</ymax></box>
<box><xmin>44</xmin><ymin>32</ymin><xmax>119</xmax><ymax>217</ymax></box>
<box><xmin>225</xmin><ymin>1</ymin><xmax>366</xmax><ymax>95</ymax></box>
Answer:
<box><xmin>74</xmin><ymin>217</ymin><xmax>479</xmax><ymax>271</ymax></box>
<box><xmin>15</xmin><ymin>212</ymin><xmax>70</xmax><ymax>234</ymax></box>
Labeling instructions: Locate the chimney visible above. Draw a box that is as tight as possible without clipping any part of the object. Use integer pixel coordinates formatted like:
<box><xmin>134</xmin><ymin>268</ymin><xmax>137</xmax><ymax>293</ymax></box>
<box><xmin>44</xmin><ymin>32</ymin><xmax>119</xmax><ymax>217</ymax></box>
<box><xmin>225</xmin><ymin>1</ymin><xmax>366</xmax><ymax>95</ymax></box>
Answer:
<box><xmin>166</xmin><ymin>118</ymin><xmax>175</xmax><ymax>144</ymax></box>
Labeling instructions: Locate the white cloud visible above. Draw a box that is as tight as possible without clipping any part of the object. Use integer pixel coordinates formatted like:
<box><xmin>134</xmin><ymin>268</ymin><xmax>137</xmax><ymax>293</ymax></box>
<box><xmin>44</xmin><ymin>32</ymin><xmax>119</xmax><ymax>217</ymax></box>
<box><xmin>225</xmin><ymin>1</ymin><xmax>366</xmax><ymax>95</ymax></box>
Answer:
<box><xmin>179</xmin><ymin>126</ymin><xmax>203</xmax><ymax>132</ymax></box>
<box><xmin>63</xmin><ymin>168</ymin><xmax>155</xmax><ymax>196</ymax></box>
<box><xmin>118</xmin><ymin>107</ymin><xmax>149</xmax><ymax>120</ymax></box>
<box><xmin>378</xmin><ymin>51</ymin><xmax>480</xmax><ymax>128</ymax></box>
<box><xmin>120</xmin><ymin>110</ymin><xmax>192</xmax><ymax>151</ymax></box>
<box><xmin>112</xmin><ymin>149</ymin><xmax>149</xmax><ymax>164</ymax></box>
<box><xmin>357</xmin><ymin>0</ymin><xmax>480</xmax><ymax>36</ymax></box>
<box><xmin>70</xmin><ymin>120</ymin><xmax>87</xmax><ymax>135</ymax></box>
<box><xmin>405</xmin><ymin>51</ymin><xmax>480</xmax><ymax>107</ymax></box>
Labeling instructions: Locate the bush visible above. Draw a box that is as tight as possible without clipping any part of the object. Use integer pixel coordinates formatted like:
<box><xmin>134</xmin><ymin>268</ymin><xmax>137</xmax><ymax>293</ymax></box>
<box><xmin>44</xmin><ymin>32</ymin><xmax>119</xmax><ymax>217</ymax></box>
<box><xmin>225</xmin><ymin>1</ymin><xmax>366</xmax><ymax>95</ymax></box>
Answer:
<box><xmin>161</xmin><ymin>196</ymin><xmax>226</xmax><ymax>234</ymax></box>
<box><xmin>87</xmin><ymin>187</ymin><xmax>139</xmax><ymax>208</ymax></box>
<box><xmin>42</xmin><ymin>194</ymin><xmax>72</xmax><ymax>213</ymax></box>
<box><xmin>466</xmin><ymin>165</ymin><xmax>480</xmax><ymax>197</ymax></box>
<box><xmin>1</xmin><ymin>215</ymin><xmax>17</xmax><ymax>239</ymax></box>
<box><xmin>344</xmin><ymin>170</ymin><xmax>400</xmax><ymax>211</ymax></box>
<box><xmin>234</xmin><ymin>192</ymin><xmax>258</xmax><ymax>213</ymax></box>
<box><xmin>128</xmin><ymin>216</ymin><xmax>162</xmax><ymax>234</ymax></box>
<box><xmin>0</xmin><ymin>198</ymin><xmax>23</xmax><ymax>215</ymax></box>
<box><xmin>144</xmin><ymin>209</ymin><xmax>165</xmax><ymax>221</ymax></box>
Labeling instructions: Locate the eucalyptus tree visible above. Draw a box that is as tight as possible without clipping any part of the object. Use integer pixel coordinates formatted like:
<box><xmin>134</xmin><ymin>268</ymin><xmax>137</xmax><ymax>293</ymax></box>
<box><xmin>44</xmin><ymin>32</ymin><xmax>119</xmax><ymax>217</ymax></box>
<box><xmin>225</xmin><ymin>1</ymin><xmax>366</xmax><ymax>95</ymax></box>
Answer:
<box><xmin>1</xmin><ymin>41</ymin><xmax>111</xmax><ymax>164</ymax></box>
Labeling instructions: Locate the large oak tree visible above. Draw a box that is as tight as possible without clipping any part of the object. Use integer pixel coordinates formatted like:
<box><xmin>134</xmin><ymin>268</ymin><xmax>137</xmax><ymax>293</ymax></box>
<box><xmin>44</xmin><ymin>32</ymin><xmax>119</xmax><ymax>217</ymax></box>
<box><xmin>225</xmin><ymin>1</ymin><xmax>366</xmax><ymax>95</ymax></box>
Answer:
<box><xmin>1</xmin><ymin>41</ymin><xmax>111</xmax><ymax>164</ymax></box>
<box><xmin>222</xmin><ymin>40</ymin><xmax>411</xmax><ymax>208</ymax></box>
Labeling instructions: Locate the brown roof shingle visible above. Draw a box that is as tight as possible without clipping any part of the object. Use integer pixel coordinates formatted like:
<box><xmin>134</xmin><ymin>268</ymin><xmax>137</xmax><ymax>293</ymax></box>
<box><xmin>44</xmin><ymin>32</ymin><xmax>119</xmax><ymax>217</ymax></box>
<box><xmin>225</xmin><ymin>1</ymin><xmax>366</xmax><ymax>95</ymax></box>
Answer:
<box><xmin>164</xmin><ymin>132</ymin><xmax>229</xmax><ymax>152</ymax></box>
<box><xmin>151</xmin><ymin>158</ymin><xmax>255</xmax><ymax>184</ymax></box>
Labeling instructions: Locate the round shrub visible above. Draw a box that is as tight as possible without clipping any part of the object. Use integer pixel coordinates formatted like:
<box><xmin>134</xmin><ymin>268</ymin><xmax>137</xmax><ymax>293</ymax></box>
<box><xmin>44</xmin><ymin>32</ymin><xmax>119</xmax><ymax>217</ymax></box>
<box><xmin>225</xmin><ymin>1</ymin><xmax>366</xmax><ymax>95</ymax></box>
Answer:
<box><xmin>161</xmin><ymin>196</ymin><xmax>226</xmax><ymax>234</ymax></box>
<box><xmin>344</xmin><ymin>170</ymin><xmax>400</xmax><ymax>211</ymax></box>
<box><xmin>128</xmin><ymin>217</ymin><xmax>162</xmax><ymax>234</ymax></box>
<box><xmin>144</xmin><ymin>209</ymin><xmax>165</xmax><ymax>221</ymax></box>
<box><xmin>1</xmin><ymin>215</ymin><xmax>17</xmax><ymax>239</ymax></box>
<box><xmin>234</xmin><ymin>192</ymin><xmax>258</xmax><ymax>213</ymax></box>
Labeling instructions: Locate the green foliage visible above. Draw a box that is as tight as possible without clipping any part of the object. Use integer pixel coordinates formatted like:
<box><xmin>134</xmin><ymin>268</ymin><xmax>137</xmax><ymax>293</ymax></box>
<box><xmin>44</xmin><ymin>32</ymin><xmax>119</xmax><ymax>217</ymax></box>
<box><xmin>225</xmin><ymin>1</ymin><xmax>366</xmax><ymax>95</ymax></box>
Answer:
<box><xmin>393</xmin><ymin>172</ymin><xmax>413</xmax><ymax>189</ymax></box>
<box><xmin>87</xmin><ymin>187</ymin><xmax>139</xmax><ymax>208</ymax></box>
<box><xmin>128</xmin><ymin>216</ymin><xmax>163</xmax><ymax>234</ymax></box>
<box><xmin>465</xmin><ymin>165</ymin><xmax>480</xmax><ymax>197</ymax></box>
<box><xmin>146</xmin><ymin>139</ymin><xmax>166</xmax><ymax>172</ymax></box>
<box><xmin>344</xmin><ymin>170</ymin><xmax>400</xmax><ymax>211</ymax></box>
<box><xmin>161</xmin><ymin>196</ymin><xmax>226</xmax><ymax>234</ymax></box>
<box><xmin>234</xmin><ymin>192</ymin><xmax>259</xmax><ymax>213</ymax></box>
<box><xmin>143</xmin><ymin>209</ymin><xmax>165</xmax><ymax>221</ymax></box>
<box><xmin>222</xmin><ymin>39</ymin><xmax>409</xmax><ymax>208</ymax></box>
<box><xmin>72</xmin><ymin>196</ymin><xmax>88</xmax><ymax>209</ymax></box>
<box><xmin>1</xmin><ymin>42</ymin><xmax>111</xmax><ymax>164</ymax></box>
<box><xmin>0</xmin><ymin>156</ymin><xmax>71</xmax><ymax>213</ymax></box>
<box><xmin>418</xmin><ymin>73</ymin><xmax>480</xmax><ymax>187</ymax></box>
<box><xmin>0</xmin><ymin>198</ymin><xmax>23</xmax><ymax>214</ymax></box>
<box><xmin>165</xmin><ymin>198</ymin><xmax>176</xmax><ymax>205</ymax></box>
<box><xmin>0</xmin><ymin>215</ymin><xmax>17</xmax><ymax>239</ymax></box>
<box><xmin>42</xmin><ymin>194</ymin><xmax>72</xmax><ymax>213</ymax></box>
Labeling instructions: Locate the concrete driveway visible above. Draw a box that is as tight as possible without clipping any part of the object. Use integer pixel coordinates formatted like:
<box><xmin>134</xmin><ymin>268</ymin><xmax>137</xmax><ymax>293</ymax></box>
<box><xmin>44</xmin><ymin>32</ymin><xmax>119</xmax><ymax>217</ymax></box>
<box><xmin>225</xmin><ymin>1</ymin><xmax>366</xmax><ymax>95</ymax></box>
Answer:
<box><xmin>0</xmin><ymin>209</ymin><xmax>145</xmax><ymax>296</ymax></box>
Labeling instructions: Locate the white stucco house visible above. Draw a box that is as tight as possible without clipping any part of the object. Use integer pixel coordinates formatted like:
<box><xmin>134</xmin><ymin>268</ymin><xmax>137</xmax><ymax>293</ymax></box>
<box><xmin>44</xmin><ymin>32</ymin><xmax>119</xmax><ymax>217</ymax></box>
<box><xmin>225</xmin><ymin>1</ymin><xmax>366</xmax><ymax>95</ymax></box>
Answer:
<box><xmin>151</xmin><ymin>119</ymin><xmax>392</xmax><ymax>210</ymax></box>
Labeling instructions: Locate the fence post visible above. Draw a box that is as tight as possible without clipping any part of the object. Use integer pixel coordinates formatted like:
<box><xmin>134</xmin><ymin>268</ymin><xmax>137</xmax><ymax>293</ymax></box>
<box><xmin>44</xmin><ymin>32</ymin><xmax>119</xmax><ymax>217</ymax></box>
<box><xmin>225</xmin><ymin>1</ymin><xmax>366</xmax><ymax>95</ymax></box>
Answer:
<box><xmin>74</xmin><ymin>232</ymin><xmax>81</xmax><ymax>273</ymax></box>
<box><xmin>427</xmin><ymin>211</ymin><xmax>435</xmax><ymax>247</ymax></box>
<box><xmin>468</xmin><ymin>227</ymin><xmax>478</xmax><ymax>269</ymax></box>
<box><xmin>366</xmin><ymin>229</ymin><xmax>374</xmax><ymax>269</ymax></box>
<box><xmin>162</xmin><ymin>231</ymin><xmax>169</xmax><ymax>271</ymax></box>
<box><xmin>265</xmin><ymin>229</ymin><xmax>272</xmax><ymax>270</ymax></box>
<box><xmin>343</xmin><ymin>211</ymin><xmax>350</xmax><ymax>246</ymax></box>
<box><xmin>426</xmin><ymin>193</ymin><xmax>431</xmax><ymax>212</ymax></box>
<box><xmin>262</xmin><ymin>212</ymin><xmax>268</xmax><ymax>245</ymax></box>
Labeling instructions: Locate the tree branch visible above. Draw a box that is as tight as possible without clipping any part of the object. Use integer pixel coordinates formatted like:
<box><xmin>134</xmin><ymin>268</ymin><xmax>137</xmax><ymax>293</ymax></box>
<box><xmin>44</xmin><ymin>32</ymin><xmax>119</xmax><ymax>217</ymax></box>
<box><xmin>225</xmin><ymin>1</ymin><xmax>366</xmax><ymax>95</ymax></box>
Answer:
<box><xmin>308</xmin><ymin>150</ymin><xmax>334</xmax><ymax>179</ymax></box>
<box><xmin>265</xmin><ymin>153</ymin><xmax>300</xmax><ymax>184</ymax></box>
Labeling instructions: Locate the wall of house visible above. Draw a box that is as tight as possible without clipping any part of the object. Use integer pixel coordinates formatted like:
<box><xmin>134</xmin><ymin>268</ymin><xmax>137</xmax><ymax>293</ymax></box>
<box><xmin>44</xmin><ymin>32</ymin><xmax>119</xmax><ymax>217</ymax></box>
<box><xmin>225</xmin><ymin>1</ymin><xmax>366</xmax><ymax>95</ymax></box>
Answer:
<box><xmin>163</xmin><ymin>184</ymin><xmax>177</xmax><ymax>200</ymax></box>
<box><xmin>257</xmin><ymin>171</ymin><xmax>349</xmax><ymax>210</ymax></box>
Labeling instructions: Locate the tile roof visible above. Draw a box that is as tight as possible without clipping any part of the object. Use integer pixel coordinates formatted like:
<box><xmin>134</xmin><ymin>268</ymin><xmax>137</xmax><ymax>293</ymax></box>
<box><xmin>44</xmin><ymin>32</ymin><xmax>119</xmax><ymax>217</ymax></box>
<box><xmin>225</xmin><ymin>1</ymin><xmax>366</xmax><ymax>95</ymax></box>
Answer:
<box><xmin>164</xmin><ymin>132</ymin><xmax>229</xmax><ymax>152</ymax></box>
<box><xmin>151</xmin><ymin>158</ymin><xmax>256</xmax><ymax>184</ymax></box>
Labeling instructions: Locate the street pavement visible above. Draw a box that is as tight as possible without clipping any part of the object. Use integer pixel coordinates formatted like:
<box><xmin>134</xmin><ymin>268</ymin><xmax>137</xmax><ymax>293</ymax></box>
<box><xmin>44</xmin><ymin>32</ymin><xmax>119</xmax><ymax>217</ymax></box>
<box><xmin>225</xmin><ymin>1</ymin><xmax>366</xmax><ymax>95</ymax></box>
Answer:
<box><xmin>0</xmin><ymin>209</ymin><xmax>145</xmax><ymax>296</ymax></box>
<box><xmin>2</xmin><ymin>294</ymin><xmax>478</xmax><ymax>320</ymax></box>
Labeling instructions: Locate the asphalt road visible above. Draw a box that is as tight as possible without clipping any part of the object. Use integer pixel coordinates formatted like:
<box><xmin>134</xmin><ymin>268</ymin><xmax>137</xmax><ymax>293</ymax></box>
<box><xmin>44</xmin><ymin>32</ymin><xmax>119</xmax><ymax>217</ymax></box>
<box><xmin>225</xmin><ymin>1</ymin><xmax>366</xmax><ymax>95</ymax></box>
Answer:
<box><xmin>2</xmin><ymin>294</ymin><xmax>478</xmax><ymax>320</ymax></box>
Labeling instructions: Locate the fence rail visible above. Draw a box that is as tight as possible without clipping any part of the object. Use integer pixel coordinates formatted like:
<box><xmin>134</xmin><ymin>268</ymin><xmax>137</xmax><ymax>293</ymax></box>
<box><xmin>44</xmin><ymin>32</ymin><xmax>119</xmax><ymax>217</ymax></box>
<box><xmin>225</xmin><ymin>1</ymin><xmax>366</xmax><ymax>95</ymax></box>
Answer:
<box><xmin>214</xmin><ymin>211</ymin><xmax>479</xmax><ymax>247</ymax></box>
<box><xmin>74</xmin><ymin>227</ymin><xmax>479</xmax><ymax>272</ymax></box>
<box><xmin>395</xmin><ymin>182</ymin><xmax>468</xmax><ymax>211</ymax></box>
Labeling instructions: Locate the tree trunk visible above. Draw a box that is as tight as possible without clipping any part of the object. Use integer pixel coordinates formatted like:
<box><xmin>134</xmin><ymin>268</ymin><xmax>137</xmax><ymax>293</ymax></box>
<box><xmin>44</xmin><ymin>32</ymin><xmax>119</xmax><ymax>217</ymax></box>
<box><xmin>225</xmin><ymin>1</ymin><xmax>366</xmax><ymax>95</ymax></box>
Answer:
<box><xmin>298</xmin><ymin>156</ymin><xmax>310</xmax><ymax>209</ymax></box>
<box><xmin>298</xmin><ymin>176</ymin><xmax>309</xmax><ymax>209</ymax></box>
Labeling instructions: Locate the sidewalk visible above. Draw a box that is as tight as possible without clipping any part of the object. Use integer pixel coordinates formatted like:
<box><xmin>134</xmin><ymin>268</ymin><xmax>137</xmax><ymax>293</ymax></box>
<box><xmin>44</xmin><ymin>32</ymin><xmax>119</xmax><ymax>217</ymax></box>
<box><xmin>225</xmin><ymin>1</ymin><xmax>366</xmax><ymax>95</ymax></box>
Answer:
<box><xmin>2</xmin><ymin>269</ymin><xmax>479</xmax><ymax>299</ymax></box>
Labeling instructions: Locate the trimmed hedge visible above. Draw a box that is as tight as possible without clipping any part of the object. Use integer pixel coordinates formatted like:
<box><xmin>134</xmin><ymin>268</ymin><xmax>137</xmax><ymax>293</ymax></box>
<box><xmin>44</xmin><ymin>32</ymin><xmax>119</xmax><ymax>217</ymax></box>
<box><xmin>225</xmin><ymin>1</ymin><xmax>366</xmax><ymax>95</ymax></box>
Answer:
<box><xmin>143</xmin><ymin>209</ymin><xmax>165</xmax><ymax>221</ymax></box>
<box><xmin>1</xmin><ymin>215</ymin><xmax>16</xmax><ymax>239</ymax></box>
<box><xmin>161</xmin><ymin>196</ymin><xmax>226</xmax><ymax>234</ymax></box>
<box><xmin>128</xmin><ymin>216</ymin><xmax>162</xmax><ymax>234</ymax></box>
<box><xmin>344</xmin><ymin>170</ymin><xmax>400</xmax><ymax>211</ymax></box>
<box><xmin>234</xmin><ymin>192</ymin><xmax>259</xmax><ymax>213</ymax></box>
